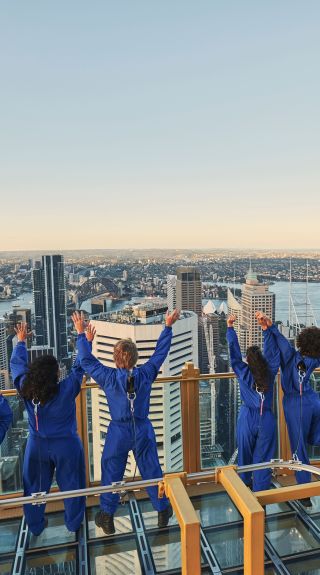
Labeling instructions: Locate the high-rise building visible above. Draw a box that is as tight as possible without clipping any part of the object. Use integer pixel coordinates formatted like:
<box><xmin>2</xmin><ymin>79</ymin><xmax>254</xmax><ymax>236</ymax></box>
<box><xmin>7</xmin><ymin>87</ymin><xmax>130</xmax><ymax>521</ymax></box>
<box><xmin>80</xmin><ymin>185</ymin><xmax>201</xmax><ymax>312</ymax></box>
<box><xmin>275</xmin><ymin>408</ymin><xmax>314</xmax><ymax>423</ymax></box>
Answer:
<box><xmin>6</xmin><ymin>308</ymin><xmax>32</xmax><ymax>355</ymax></box>
<box><xmin>166</xmin><ymin>275</ymin><xmax>177</xmax><ymax>312</ymax></box>
<box><xmin>0</xmin><ymin>319</ymin><xmax>9</xmax><ymax>390</ymax></box>
<box><xmin>32</xmin><ymin>255</ymin><xmax>68</xmax><ymax>361</ymax></box>
<box><xmin>176</xmin><ymin>267</ymin><xmax>202</xmax><ymax>316</ymax></box>
<box><xmin>87</xmin><ymin>301</ymin><xmax>198</xmax><ymax>482</ymax></box>
<box><xmin>227</xmin><ymin>265</ymin><xmax>275</xmax><ymax>354</ymax></box>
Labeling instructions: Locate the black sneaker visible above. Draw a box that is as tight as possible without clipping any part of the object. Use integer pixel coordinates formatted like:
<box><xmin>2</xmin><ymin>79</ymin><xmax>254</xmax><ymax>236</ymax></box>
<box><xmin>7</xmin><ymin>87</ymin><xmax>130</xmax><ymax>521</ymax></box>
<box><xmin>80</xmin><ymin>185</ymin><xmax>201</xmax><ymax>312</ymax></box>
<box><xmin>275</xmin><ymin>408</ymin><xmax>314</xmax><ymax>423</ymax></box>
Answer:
<box><xmin>158</xmin><ymin>504</ymin><xmax>173</xmax><ymax>528</ymax></box>
<box><xmin>95</xmin><ymin>510</ymin><xmax>115</xmax><ymax>535</ymax></box>
<box><xmin>300</xmin><ymin>497</ymin><xmax>313</xmax><ymax>508</ymax></box>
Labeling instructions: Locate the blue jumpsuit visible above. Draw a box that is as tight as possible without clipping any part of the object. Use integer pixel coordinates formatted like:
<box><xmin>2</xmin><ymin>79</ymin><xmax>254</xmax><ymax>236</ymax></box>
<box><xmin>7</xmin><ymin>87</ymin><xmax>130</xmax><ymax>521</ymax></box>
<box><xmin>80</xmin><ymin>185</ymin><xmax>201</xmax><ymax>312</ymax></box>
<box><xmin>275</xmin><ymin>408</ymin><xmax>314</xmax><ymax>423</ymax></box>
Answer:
<box><xmin>0</xmin><ymin>394</ymin><xmax>13</xmax><ymax>444</ymax></box>
<box><xmin>227</xmin><ymin>327</ymin><xmax>279</xmax><ymax>491</ymax></box>
<box><xmin>76</xmin><ymin>326</ymin><xmax>173</xmax><ymax>515</ymax></box>
<box><xmin>10</xmin><ymin>341</ymin><xmax>87</xmax><ymax>535</ymax></box>
<box><xmin>268</xmin><ymin>324</ymin><xmax>320</xmax><ymax>484</ymax></box>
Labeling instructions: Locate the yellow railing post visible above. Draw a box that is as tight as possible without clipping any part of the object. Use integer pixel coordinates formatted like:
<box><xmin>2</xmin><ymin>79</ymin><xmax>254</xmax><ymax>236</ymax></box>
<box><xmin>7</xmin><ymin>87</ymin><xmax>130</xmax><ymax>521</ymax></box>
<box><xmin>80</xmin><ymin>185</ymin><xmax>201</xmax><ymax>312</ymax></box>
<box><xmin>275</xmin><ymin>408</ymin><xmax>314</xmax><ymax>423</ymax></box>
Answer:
<box><xmin>277</xmin><ymin>372</ymin><xmax>292</xmax><ymax>464</ymax></box>
<box><xmin>76</xmin><ymin>377</ymin><xmax>90</xmax><ymax>486</ymax></box>
<box><xmin>217</xmin><ymin>466</ymin><xmax>264</xmax><ymax>575</ymax></box>
<box><xmin>162</xmin><ymin>473</ymin><xmax>201</xmax><ymax>575</ymax></box>
<box><xmin>180</xmin><ymin>362</ymin><xmax>201</xmax><ymax>473</ymax></box>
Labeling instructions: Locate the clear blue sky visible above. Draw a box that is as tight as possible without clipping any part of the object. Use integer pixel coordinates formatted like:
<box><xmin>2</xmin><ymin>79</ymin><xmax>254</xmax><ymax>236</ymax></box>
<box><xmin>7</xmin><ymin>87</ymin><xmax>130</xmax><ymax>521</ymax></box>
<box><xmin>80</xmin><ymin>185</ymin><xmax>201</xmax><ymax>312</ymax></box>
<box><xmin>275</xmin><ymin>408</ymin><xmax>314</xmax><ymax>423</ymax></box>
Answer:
<box><xmin>1</xmin><ymin>1</ymin><xmax>319</xmax><ymax>250</ymax></box>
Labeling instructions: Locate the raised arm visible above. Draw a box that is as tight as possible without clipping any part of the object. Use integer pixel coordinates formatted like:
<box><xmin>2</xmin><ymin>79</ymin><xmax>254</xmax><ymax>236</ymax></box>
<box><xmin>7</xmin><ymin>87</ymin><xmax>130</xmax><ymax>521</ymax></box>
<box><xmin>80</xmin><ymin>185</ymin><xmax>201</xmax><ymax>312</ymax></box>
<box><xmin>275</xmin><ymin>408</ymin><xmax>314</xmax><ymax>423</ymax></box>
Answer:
<box><xmin>139</xmin><ymin>309</ymin><xmax>179</xmax><ymax>381</ymax></box>
<box><xmin>65</xmin><ymin>337</ymin><xmax>93</xmax><ymax>397</ymax></box>
<box><xmin>263</xmin><ymin>327</ymin><xmax>280</xmax><ymax>377</ymax></box>
<box><xmin>226</xmin><ymin>325</ymin><xmax>248</xmax><ymax>379</ymax></box>
<box><xmin>72</xmin><ymin>312</ymin><xmax>115</xmax><ymax>389</ymax></box>
<box><xmin>0</xmin><ymin>395</ymin><xmax>13</xmax><ymax>444</ymax></box>
<box><xmin>10</xmin><ymin>323</ymin><xmax>31</xmax><ymax>390</ymax></box>
<box><xmin>267</xmin><ymin>324</ymin><xmax>295</xmax><ymax>368</ymax></box>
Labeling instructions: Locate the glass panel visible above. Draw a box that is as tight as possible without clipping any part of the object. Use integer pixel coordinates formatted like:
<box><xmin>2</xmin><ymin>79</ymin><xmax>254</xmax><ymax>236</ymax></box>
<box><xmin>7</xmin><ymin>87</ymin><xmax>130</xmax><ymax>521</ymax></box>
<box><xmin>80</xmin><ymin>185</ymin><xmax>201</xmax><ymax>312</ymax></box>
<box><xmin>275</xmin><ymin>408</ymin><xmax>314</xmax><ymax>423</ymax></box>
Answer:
<box><xmin>266</xmin><ymin>515</ymin><xmax>320</xmax><ymax>556</ymax></box>
<box><xmin>205</xmin><ymin>525</ymin><xmax>244</xmax><ymax>569</ymax></box>
<box><xmin>28</xmin><ymin>512</ymin><xmax>76</xmax><ymax>549</ymax></box>
<box><xmin>23</xmin><ymin>548</ymin><xmax>77</xmax><ymax>574</ymax></box>
<box><xmin>199</xmin><ymin>377</ymin><xmax>278</xmax><ymax>469</ymax></box>
<box><xmin>307</xmin><ymin>371</ymin><xmax>320</xmax><ymax>460</ymax></box>
<box><xmin>285</xmin><ymin>554</ymin><xmax>320</xmax><ymax>574</ymax></box>
<box><xmin>0</xmin><ymin>518</ymin><xmax>20</xmax><ymax>553</ymax></box>
<box><xmin>0</xmin><ymin>557</ymin><xmax>14</xmax><ymax>575</ymax></box>
<box><xmin>89</xmin><ymin>539</ymin><xmax>142</xmax><ymax>575</ymax></box>
<box><xmin>192</xmin><ymin>493</ymin><xmax>241</xmax><ymax>527</ymax></box>
<box><xmin>0</xmin><ymin>395</ymin><xmax>27</xmax><ymax>494</ymax></box>
<box><xmin>87</xmin><ymin>504</ymin><xmax>133</xmax><ymax>538</ymax></box>
<box><xmin>148</xmin><ymin>528</ymin><xmax>204</xmax><ymax>572</ymax></box>
<box><xmin>199</xmin><ymin>377</ymin><xmax>239</xmax><ymax>468</ymax></box>
<box><xmin>86</xmin><ymin>379</ymin><xmax>184</xmax><ymax>484</ymax></box>
<box><xmin>199</xmin><ymin>375</ymin><xmax>279</xmax><ymax>469</ymax></box>
<box><xmin>300</xmin><ymin>496</ymin><xmax>320</xmax><ymax>515</ymax></box>
<box><xmin>139</xmin><ymin>498</ymin><xmax>178</xmax><ymax>530</ymax></box>
<box><xmin>265</xmin><ymin>502</ymin><xmax>291</xmax><ymax>515</ymax></box>
<box><xmin>222</xmin><ymin>569</ymin><xmax>276</xmax><ymax>575</ymax></box>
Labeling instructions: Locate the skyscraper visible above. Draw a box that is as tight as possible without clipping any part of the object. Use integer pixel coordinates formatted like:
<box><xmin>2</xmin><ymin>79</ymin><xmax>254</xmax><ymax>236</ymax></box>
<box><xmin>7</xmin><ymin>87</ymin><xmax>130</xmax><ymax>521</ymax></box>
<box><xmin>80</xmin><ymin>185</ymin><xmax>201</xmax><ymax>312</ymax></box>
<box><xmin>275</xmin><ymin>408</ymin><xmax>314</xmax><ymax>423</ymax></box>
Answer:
<box><xmin>227</xmin><ymin>265</ymin><xmax>275</xmax><ymax>354</ymax></box>
<box><xmin>87</xmin><ymin>301</ymin><xmax>198</xmax><ymax>482</ymax></box>
<box><xmin>32</xmin><ymin>255</ymin><xmax>68</xmax><ymax>361</ymax></box>
<box><xmin>166</xmin><ymin>275</ymin><xmax>177</xmax><ymax>312</ymax></box>
<box><xmin>176</xmin><ymin>267</ymin><xmax>202</xmax><ymax>316</ymax></box>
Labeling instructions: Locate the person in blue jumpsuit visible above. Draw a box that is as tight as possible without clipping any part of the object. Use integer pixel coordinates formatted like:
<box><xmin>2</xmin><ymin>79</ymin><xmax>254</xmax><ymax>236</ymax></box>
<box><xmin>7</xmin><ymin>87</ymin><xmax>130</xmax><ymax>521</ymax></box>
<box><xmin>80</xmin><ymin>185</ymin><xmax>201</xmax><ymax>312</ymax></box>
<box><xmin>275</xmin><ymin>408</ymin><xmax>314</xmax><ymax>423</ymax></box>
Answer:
<box><xmin>72</xmin><ymin>308</ymin><xmax>180</xmax><ymax>535</ymax></box>
<box><xmin>0</xmin><ymin>394</ymin><xmax>13</xmax><ymax>444</ymax></box>
<box><xmin>258</xmin><ymin>314</ymin><xmax>320</xmax><ymax>507</ymax></box>
<box><xmin>10</xmin><ymin>322</ymin><xmax>93</xmax><ymax>535</ymax></box>
<box><xmin>227</xmin><ymin>313</ymin><xmax>279</xmax><ymax>491</ymax></box>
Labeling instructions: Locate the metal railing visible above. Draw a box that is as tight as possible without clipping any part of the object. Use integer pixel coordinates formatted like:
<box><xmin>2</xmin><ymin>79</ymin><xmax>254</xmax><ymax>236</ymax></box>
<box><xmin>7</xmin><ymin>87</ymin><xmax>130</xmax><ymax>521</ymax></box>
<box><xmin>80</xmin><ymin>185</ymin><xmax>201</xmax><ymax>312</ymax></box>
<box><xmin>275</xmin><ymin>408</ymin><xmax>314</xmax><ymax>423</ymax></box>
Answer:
<box><xmin>1</xmin><ymin>365</ymin><xmax>320</xmax><ymax>487</ymax></box>
<box><xmin>2</xmin><ymin>460</ymin><xmax>320</xmax><ymax>574</ymax></box>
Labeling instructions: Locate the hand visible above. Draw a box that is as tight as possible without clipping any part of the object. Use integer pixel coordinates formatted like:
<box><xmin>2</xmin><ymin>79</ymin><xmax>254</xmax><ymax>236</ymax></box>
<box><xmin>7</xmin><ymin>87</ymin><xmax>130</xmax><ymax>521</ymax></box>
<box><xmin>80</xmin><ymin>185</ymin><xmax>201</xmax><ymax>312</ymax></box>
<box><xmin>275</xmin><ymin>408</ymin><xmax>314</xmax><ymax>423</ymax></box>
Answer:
<box><xmin>165</xmin><ymin>309</ymin><xmax>180</xmax><ymax>327</ymax></box>
<box><xmin>255</xmin><ymin>311</ymin><xmax>272</xmax><ymax>330</ymax></box>
<box><xmin>85</xmin><ymin>322</ymin><xmax>96</xmax><ymax>342</ymax></box>
<box><xmin>72</xmin><ymin>311</ymin><xmax>86</xmax><ymax>334</ymax></box>
<box><xmin>14</xmin><ymin>322</ymin><xmax>33</xmax><ymax>342</ymax></box>
<box><xmin>227</xmin><ymin>314</ymin><xmax>236</xmax><ymax>327</ymax></box>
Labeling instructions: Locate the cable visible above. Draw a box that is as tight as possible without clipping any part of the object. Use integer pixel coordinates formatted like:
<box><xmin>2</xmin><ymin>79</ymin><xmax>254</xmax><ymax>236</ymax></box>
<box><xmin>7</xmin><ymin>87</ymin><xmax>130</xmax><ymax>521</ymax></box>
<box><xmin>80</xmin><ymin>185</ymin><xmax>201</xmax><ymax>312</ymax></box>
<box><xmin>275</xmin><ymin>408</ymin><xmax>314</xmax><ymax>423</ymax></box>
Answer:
<box><xmin>292</xmin><ymin>362</ymin><xmax>306</xmax><ymax>462</ymax></box>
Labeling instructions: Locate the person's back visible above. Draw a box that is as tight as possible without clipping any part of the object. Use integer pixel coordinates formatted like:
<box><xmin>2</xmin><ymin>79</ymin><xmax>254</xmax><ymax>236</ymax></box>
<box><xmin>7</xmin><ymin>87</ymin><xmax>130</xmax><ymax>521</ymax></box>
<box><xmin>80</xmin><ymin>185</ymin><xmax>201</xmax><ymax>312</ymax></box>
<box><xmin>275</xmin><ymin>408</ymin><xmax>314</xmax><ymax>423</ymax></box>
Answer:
<box><xmin>10</xmin><ymin>322</ymin><xmax>92</xmax><ymax>536</ymax></box>
<box><xmin>0</xmin><ymin>394</ymin><xmax>13</xmax><ymax>444</ymax></box>
<box><xmin>227</xmin><ymin>313</ymin><xmax>279</xmax><ymax>491</ymax></box>
<box><xmin>263</xmin><ymin>318</ymin><xmax>320</xmax><ymax>501</ymax></box>
<box><xmin>73</xmin><ymin>309</ymin><xmax>179</xmax><ymax>535</ymax></box>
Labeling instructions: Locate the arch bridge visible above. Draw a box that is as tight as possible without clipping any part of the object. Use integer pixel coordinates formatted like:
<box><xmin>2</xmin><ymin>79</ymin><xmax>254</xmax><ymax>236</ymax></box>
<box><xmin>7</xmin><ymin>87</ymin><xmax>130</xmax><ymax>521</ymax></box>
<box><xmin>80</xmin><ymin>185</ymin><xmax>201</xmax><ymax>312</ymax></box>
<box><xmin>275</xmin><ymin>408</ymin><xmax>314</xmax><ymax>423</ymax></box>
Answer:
<box><xmin>72</xmin><ymin>277</ymin><xmax>120</xmax><ymax>307</ymax></box>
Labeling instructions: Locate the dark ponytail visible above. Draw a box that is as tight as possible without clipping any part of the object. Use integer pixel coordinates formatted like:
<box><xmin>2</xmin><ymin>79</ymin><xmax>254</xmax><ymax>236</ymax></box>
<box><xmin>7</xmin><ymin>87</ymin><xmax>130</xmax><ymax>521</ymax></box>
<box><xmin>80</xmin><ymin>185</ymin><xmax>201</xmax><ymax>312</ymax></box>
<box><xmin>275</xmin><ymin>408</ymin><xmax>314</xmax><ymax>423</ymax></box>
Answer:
<box><xmin>20</xmin><ymin>355</ymin><xmax>59</xmax><ymax>405</ymax></box>
<box><xmin>246</xmin><ymin>346</ymin><xmax>270</xmax><ymax>393</ymax></box>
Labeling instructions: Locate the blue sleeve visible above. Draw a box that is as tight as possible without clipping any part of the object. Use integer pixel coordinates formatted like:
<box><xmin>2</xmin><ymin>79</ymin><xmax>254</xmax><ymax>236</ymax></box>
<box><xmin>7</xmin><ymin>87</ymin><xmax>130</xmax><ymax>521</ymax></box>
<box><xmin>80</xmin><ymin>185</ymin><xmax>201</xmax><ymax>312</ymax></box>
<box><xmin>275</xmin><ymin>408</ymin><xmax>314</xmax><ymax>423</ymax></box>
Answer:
<box><xmin>268</xmin><ymin>324</ymin><xmax>296</xmax><ymax>369</ymax></box>
<box><xmin>10</xmin><ymin>342</ymin><xmax>28</xmax><ymax>391</ymax></box>
<box><xmin>263</xmin><ymin>327</ymin><xmax>280</xmax><ymax>377</ymax></box>
<box><xmin>63</xmin><ymin>340</ymin><xmax>93</xmax><ymax>397</ymax></box>
<box><xmin>139</xmin><ymin>326</ymin><xmax>173</xmax><ymax>381</ymax></box>
<box><xmin>226</xmin><ymin>327</ymin><xmax>249</xmax><ymax>380</ymax></box>
<box><xmin>77</xmin><ymin>333</ymin><xmax>115</xmax><ymax>390</ymax></box>
<box><xmin>0</xmin><ymin>395</ymin><xmax>13</xmax><ymax>444</ymax></box>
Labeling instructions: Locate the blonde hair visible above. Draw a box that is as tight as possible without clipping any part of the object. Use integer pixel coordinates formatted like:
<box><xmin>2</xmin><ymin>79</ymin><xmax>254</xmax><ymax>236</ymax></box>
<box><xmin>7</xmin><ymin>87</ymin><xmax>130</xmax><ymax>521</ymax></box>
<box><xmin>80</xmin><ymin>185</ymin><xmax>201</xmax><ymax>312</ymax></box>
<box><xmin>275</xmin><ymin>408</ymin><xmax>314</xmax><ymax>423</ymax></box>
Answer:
<box><xmin>113</xmin><ymin>339</ymin><xmax>138</xmax><ymax>369</ymax></box>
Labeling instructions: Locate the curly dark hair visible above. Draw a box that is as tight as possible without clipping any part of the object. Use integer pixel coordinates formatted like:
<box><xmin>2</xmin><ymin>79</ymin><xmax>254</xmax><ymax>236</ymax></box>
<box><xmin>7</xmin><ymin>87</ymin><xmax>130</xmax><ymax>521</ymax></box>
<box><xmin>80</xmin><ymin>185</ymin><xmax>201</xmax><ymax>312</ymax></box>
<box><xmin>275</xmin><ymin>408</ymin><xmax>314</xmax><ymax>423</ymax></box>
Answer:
<box><xmin>297</xmin><ymin>327</ymin><xmax>320</xmax><ymax>358</ymax></box>
<box><xmin>20</xmin><ymin>355</ymin><xmax>59</xmax><ymax>405</ymax></box>
<box><xmin>246</xmin><ymin>345</ymin><xmax>270</xmax><ymax>393</ymax></box>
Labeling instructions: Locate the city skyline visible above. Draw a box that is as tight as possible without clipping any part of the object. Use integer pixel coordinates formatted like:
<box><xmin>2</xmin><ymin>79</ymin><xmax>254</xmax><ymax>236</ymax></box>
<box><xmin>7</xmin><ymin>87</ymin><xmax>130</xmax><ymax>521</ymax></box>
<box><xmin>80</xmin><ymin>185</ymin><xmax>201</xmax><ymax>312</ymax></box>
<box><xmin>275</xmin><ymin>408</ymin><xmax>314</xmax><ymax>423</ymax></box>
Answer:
<box><xmin>1</xmin><ymin>2</ymin><xmax>320</xmax><ymax>250</ymax></box>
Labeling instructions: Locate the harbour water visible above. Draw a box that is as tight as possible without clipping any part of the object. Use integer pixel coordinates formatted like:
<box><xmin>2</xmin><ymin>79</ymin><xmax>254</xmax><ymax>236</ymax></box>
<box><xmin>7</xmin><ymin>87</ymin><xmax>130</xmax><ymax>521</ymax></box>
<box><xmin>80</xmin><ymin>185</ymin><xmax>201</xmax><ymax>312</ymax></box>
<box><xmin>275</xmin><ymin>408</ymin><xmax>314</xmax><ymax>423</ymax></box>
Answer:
<box><xmin>0</xmin><ymin>281</ymin><xmax>319</xmax><ymax>325</ymax></box>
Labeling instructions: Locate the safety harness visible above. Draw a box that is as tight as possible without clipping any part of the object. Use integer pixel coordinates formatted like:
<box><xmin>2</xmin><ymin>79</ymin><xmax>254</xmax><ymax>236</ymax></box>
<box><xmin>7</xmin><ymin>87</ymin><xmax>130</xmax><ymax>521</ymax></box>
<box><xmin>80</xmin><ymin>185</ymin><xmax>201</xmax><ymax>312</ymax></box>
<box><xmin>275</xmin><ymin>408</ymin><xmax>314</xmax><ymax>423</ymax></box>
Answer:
<box><xmin>119</xmin><ymin>371</ymin><xmax>138</xmax><ymax>504</ymax></box>
<box><xmin>292</xmin><ymin>361</ymin><xmax>306</xmax><ymax>462</ymax></box>
<box><xmin>32</xmin><ymin>398</ymin><xmax>43</xmax><ymax>499</ymax></box>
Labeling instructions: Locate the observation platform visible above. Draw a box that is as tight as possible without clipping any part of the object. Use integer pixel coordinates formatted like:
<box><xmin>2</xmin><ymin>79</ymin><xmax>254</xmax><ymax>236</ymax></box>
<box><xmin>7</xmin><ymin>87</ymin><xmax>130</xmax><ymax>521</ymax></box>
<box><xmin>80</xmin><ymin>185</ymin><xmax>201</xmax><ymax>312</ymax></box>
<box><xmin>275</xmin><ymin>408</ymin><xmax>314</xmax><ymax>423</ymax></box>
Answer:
<box><xmin>1</xmin><ymin>364</ymin><xmax>320</xmax><ymax>574</ymax></box>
